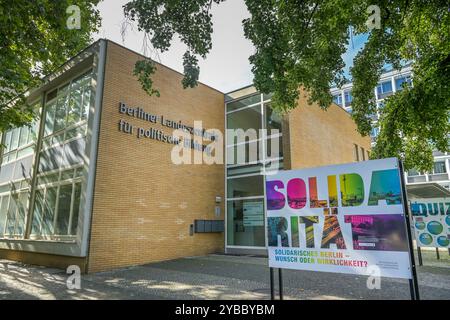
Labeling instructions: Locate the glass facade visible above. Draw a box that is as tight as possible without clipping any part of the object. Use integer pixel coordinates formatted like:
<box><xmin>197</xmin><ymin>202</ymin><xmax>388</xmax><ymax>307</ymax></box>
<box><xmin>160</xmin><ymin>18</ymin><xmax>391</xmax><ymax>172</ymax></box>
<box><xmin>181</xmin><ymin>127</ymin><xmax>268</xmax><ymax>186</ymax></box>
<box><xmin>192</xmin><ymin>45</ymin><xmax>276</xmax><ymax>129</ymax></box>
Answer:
<box><xmin>225</xmin><ymin>92</ymin><xmax>283</xmax><ymax>248</ymax></box>
<box><xmin>0</xmin><ymin>70</ymin><xmax>93</xmax><ymax>241</ymax></box>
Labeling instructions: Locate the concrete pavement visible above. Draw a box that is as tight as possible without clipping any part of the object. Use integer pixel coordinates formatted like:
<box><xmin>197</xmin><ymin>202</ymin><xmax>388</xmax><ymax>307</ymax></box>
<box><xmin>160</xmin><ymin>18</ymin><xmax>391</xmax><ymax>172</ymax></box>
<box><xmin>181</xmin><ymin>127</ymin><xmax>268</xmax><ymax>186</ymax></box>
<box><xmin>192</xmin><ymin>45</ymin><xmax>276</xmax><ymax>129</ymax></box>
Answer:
<box><xmin>0</xmin><ymin>251</ymin><xmax>449</xmax><ymax>300</ymax></box>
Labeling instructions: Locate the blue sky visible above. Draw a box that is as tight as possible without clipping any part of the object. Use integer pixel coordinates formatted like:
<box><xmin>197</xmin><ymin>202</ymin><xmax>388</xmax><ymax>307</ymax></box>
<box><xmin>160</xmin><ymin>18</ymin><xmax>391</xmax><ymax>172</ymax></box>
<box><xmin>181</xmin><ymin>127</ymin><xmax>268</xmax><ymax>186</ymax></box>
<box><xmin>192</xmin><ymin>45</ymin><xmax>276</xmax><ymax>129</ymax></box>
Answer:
<box><xmin>342</xmin><ymin>32</ymin><xmax>369</xmax><ymax>78</ymax></box>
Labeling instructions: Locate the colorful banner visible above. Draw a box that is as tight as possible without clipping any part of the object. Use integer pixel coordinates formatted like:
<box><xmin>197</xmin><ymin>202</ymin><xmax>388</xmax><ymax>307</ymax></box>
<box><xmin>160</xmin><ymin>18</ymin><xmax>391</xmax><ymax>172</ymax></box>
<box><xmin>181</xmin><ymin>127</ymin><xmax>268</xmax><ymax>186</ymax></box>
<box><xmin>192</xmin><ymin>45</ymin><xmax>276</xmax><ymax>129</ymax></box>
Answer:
<box><xmin>265</xmin><ymin>158</ymin><xmax>412</xmax><ymax>279</ymax></box>
<box><xmin>410</xmin><ymin>198</ymin><xmax>450</xmax><ymax>248</ymax></box>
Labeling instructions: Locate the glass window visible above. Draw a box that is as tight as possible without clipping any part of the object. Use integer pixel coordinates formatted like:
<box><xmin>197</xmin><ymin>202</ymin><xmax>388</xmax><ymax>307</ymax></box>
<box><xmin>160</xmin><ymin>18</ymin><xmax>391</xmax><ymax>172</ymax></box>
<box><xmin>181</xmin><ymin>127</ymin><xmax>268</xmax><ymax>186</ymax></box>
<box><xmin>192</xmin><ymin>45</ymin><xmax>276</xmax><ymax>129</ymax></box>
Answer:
<box><xmin>226</xmin><ymin>94</ymin><xmax>261</xmax><ymax>112</ymax></box>
<box><xmin>55</xmin><ymin>184</ymin><xmax>72</xmax><ymax>235</ymax></box>
<box><xmin>4</xmin><ymin>131</ymin><xmax>12</xmax><ymax>153</ymax></box>
<box><xmin>377</xmin><ymin>80</ymin><xmax>393</xmax><ymax>97</ymax></box>
<box><xmin>68</xmin><ymin>82</ymin><xmax>83</xmax><ymax>125</ymax></box>
<box><xmin>227</xmin><ymin>164</ymin><xmax>263</xmax><ymax>177</ymax></box>
<box><xmin>31</xmin><ymin>189</ymin><xmax>45</xmax><ymax>235</ymax></box>
<box><xmin>361</xmin><ymin>147</ymin><xmax>366</xmax><ymax>161</ymax></box>
<box><xmin>41</xmin><ymin>187</ymin><xmax>57</xmax><ymax>236</ymax></box>
<box><xmin>44</xmin><ymin>101</ymin><xmax>56</xmax><ymax>136</ymax></box>
<box><xmin>70</xmin><ymin>183</ymin><xmax>81</xmax><ymax>235</ymax></box>
<box><xmin>370</xmin><ymin>127</ymin><xmax>380</xmax><ymax>142</ymax></box>
<box><xmin>227</xmin><ymin>106</ymin><xmax>262</xmax><ymax>134</ymax></box>
<box><xmin>266</xmin><ymin>135</ymin><xmax>283</xmax><ymax>159</ymax></box>
<box><xmin>433</xmin><ymin>161</ymin><xmax>447</xmax><ymax>174</ymax></box>
<box><xmin>54</xmin><ymin>89</ymin><xmax>69</xmax><ymax>132</ymax></box>
<box><xmin>353</xmin><ymin>144</ymin><xmax>359</xmax><ymax>161</ymax></box>
<box><xmin>0</xmin><ymin>195</ymin><xmax>9</xmax><ymax>237</ymax></box>
<box><xmin>344</xmin><ymin>91</ymin><xmax>352</xmax><ymax>107</ymax></box>
<box><xmin>332</xmin><ymin>94</ymin><xmax>342</xmax><ymax>106</ymax></box>
<box><xmin>227</xmin><ymin>175</ymin><xmax>264</xmax><ymax>198</ymax></box>
<box><xmin>10</xmin><ymin>128</ymin><xmax>20</xmax><ymax>151</ymax></box>
<box><xmin>265</xmin><ymin>104</ymin><xmax>282</xmax><ymax>132</ymax></box>
<box><xmin>15</xmin><ymin>192</ymin><xmax>28</xmax><ymax>236</ymax></box>
<box><xmin>81</xmin><ymin>80</ymin><xmax>91</xmax><ymax>121</ymax></box>
<box><xmin>5</xmin><ymin>194</ymin><xmax>18</xmax><ymax>236</ymax></box>
<box><xmin>395</xmin><ymin>76</ymin><xmax>411</xmax><ymax>91</ymax></box>
<box><xmin>227</xmin><ymin>140</ymin><xmax>261</xmax><ymax>165</ymax></box>
<box><xmin>262</xmin><ymin>92</ymin><xmax>273</xmax><ymax>101</ymax></box>
<box><xmin>408</xmin><ymin>169</ymin><xmax>421</xmax><ymax>177</ymax></box>
<box><xmin>18</xmin><ymin>127</ymin><xmax>28</xmax><ymax>147</ymax></box>
<box><xmin>227</xmin><ymin>198</ymin><xmax>265</xmax><ymax>247</ymax></box>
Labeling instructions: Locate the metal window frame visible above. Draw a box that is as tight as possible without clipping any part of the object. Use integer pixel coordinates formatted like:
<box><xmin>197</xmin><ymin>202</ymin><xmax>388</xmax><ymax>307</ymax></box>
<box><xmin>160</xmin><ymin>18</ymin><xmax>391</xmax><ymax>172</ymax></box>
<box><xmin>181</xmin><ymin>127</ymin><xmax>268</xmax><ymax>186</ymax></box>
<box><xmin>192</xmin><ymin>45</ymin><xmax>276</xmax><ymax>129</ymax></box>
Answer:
<box><xmin>225</xmin><ymin>93</ymin><xmax>283</xmax><ymax>251</ymax></box>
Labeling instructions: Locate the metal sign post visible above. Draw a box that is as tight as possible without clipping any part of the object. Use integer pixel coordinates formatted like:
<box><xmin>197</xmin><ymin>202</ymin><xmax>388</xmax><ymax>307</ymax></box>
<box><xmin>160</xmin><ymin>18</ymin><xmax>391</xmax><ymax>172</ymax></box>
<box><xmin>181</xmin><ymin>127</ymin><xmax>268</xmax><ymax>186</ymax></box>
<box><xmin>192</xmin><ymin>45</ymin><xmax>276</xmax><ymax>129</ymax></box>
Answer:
<box><xmin>417</xmin><ymin>247</ymin><xmax>423</xmax><ymax>266</ymax></box>
<box><xmin>399</xmin><ymin>161</ymin><xmax>421</xmax><ymax>300</ymax></box>
<box><xmin>269</xmin><ymin>267</ymin><xmax>284</xmax><ymax>300</ymax></box>
<box><xmin>278</xmin><ymin>268</ymin><xmax>283</xmax><ymax>300</ymax></box>
<box><xmin>270</xmin><ymin>267</ymin><xmax>275</xmax><ymax>300</ymax></box>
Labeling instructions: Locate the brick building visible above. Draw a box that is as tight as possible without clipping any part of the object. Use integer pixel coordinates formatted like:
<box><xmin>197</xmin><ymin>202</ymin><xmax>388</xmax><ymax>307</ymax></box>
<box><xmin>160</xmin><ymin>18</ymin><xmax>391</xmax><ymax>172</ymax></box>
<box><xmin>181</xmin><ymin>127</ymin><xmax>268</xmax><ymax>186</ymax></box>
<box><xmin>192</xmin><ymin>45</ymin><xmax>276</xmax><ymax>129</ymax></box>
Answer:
<box><xmin>0</xmin><ymin>40</ymin><xmax>370</xmax><ymax>272</ymax></box>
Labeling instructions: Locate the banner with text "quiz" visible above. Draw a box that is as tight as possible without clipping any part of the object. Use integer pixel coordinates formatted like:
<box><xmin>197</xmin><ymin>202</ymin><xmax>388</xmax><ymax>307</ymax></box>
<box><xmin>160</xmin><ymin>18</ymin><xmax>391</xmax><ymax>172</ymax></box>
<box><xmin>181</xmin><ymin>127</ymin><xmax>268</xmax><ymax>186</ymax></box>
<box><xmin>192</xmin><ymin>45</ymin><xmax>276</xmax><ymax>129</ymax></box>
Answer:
<box><xmin>411</xmin><ymin>198</ymin><xmax>450</xmax><ymax>248</ymax></box>
<box><xmin>265</xmin><ymin>158</ymin><xmax>412</xmax><ymax>279</ymax></box>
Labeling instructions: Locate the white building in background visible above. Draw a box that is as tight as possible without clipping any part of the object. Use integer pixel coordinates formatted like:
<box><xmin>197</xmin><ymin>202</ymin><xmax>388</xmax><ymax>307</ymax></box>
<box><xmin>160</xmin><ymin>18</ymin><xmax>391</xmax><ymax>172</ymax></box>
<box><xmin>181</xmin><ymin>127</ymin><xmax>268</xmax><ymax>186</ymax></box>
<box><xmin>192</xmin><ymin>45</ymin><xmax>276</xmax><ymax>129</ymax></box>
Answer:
<box><xmin>330</xmin><ymin>66</ymin><xmax>450</xmax><ymax>194</ymax></box>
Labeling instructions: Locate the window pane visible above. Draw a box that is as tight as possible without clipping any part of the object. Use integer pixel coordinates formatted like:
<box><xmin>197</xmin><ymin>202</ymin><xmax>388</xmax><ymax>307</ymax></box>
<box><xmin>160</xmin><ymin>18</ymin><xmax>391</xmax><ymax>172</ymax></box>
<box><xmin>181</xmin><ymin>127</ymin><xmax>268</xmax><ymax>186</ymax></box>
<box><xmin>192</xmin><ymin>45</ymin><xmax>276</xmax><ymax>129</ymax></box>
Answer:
<box><xmin>70</xmin><ymin>183</ymin><xmax>81</xmax><ymax>235</ymax></box>
<box><xmin>227</xmin><ymin>164</ymin><xmax>263</xmax><ymax>177</ymax></box>
<box><xmin>227</xmin><ymin>94</ymin><xmax>260</xmax><ymax>112</ymax></box>
<box><xmin>433</xmin><ymin>162</ymin><xmax>446</xmax><ymax>174</ymax></box>
<box><xmin>266</xmin><ymin>136</ymin><xmax>283</xmax><ymax>159</ymax></box>
<box><xmin>31</xmin><ymin>189</ymin><xmax>45</xmax><ymax>235</ymax></box>
<box><xmin>54</xmin><ymin>94</ymin><xmax>68</xmax><ymax>132</ymax></box>
<box><xmin>67</xmin><ymin>83</ymin><xmax>82</xmax><ymax>125</ymax></box>
<box><xmin>344</xmin><ymin>91</ymin><xmax>352</xmax><ymax>107</ymax></box>
<box><xmin>4</xmin><ymin>131</ymin><xmax>12</xmax><ymax>153</ymax></box>
<box><xmin>408</xmin><ymin>169</ymin><xmax>420</xmax><ymax>176</ymax></box>
<box><xmin>265</xmin><ymin>104</ymin><xmax>282</xmax><ymax>132</ymax></box>
<box><xmin>28</xmin><ymin>119</ymin><xmax>39</xmax><ymax>144</ymax></box>
<box><xmin>81</xmin><ymin>84</ymin><xmax>91</xmax><ymax>121</ymax></box>
<box><xmin>377</xmin><ymin>81</ymin><xmax>393</xmax><ymax>97</ymax></box>
<box><xmin>353</xmin><ymin>144</ymin><xmax>359</xmax><ymax>161</ymax></box>
<box><xmin>17</xmin><ymin>146</ymin><xmax>34</xmax><ymax>159</ymax></box>
<box><xmin>18</xmin><ymin>127</ymin><xmax>28</xmax><ymax>147</ymax></box>
<box><xmin>10</xmin><ymin>128</ymin><xmax>20</xmax><ymax>150</ymax></box>
<box><xmin>42</xmin><ymin>187</ymin><xmax>57</xmax><ymax>236</ymax></box>
<box><xmin>15</xmin><ymin>192</ymin><xmax>28</xmax><ymax>236</ymax></box>
<box><xmin>395</xmin><ymin>76</ymin><xmax>411</xmax><ymax>91</ymax></box>
<box><xmin>65</xmin><ymin>124</ymin><xmax>86</xmax><ymax>140</ymax></box>
<box><xmin>263</xmin><ymin>92</ymin><xmax>273</xmax><ymax>101</ymax></box>
<box><xmin>227</xmin><ymin>175</ymin><xmax>264</xmax><ymax>198</ymax></box>
<box><xmin>332</xmin><ymin>94</ymin><xmax>342</xmax><ymax>106</ymax></box>
<box><xmin>227</xmin><ymin>106</ymin><xmax>262</xmax><ymax>133</ymax></box>
<box><xmin>44</xmin><ymin>101</ymin><xmax>56</xmax><ymax>136</ymax></box>
<box><xmin>5</xmin><ymin>194</ymin><xmax>18</xmax><ymax>236</ymax></box>
<box><xmin>227</xmin><ymin>140</ymin><xmax>261</xmax><ymax>165</ymax></box>
<box><xmin>55</xmin><ymin>184</ymin><xmax>72</xmax><ymax>235</ymax></box>
<box><xmin>227</xmin><ymin>199</ymin><xmax>265</xmax><ymax>247</ymax></box>
<box><xmin>0</xmin><ymin>195</ymin><xmax>9</xmax><ymax>237</ymax></box>
<box><xmin>382</xmin><ymin>81</ymin><xmax>392</xmax><ymax>93</ymax></box>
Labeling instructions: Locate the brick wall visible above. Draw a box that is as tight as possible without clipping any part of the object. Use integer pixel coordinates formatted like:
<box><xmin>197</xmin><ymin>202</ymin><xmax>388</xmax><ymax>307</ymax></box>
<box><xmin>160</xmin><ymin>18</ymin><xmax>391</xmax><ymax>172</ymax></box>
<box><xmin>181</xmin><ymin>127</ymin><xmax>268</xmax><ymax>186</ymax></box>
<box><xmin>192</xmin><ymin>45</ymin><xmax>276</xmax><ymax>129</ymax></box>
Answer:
<box><xmin>287</xmin><ymin>89</ymin><xmax>372</xmax><ymax>170</ymax></box>
<box><xmin>87</xmin><ymin>41</ymin><xmax>225</xmax><ymax>273</ymax></box>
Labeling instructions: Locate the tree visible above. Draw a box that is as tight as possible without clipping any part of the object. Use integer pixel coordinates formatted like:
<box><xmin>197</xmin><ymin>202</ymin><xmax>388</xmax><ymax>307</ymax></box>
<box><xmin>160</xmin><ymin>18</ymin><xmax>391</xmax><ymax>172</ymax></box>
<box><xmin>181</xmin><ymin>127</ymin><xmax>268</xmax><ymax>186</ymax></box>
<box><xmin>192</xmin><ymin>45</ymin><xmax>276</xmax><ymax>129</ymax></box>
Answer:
<box><xmin>0</xmin><ymin>0</ymin><xmax>101</xmax><ymax>132</ymax></box>
<box><xmin>123</xmin><ymin>0</ymin><xmax>449</xmax><ymax>172</ymax></box>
